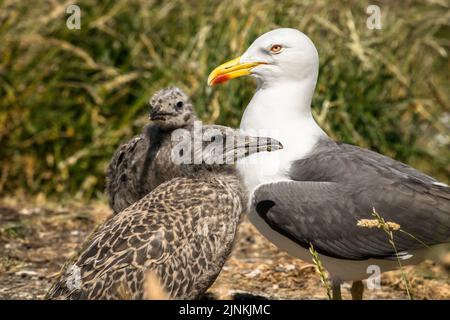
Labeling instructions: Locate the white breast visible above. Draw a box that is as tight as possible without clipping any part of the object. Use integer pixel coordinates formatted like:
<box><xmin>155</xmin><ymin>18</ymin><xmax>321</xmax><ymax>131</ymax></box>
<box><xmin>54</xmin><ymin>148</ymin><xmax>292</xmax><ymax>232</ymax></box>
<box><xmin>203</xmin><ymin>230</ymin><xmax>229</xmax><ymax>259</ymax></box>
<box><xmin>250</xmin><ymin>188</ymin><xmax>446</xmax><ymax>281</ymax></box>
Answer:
<box><xmin>237</xmin><ymin>82</ymin><xmax>327</xmax><ymax>188</ymax></box>
<box><xmin>237</xmin><ymin>149</ymin><xmax>289</xmax><ymax>193</ymax></box>
<box><xmin>237</xmin><ymin>122</ymin><xmax>320</xmax><ymax>193</ymax></box>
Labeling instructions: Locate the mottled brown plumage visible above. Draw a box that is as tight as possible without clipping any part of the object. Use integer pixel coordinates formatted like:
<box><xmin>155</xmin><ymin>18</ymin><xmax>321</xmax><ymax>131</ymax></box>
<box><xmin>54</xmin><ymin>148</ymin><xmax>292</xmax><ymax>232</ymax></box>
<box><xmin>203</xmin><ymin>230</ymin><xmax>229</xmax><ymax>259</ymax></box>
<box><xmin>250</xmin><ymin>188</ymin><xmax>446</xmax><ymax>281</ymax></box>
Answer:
<box><xmin>46</xmin><ymin>129</ymin><xmax>283</xmax><ymax>300</ymax></box>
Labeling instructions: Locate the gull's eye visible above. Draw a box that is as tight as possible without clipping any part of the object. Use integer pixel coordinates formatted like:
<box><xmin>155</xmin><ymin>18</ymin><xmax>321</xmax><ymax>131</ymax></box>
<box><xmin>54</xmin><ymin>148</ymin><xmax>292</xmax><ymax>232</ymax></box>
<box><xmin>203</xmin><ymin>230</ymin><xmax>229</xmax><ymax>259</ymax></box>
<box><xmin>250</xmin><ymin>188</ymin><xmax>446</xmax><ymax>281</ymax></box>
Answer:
<box><xmin>269</xmin><ymin>44</ymin><xmax>283</xmax><ymax>54</ymax></box>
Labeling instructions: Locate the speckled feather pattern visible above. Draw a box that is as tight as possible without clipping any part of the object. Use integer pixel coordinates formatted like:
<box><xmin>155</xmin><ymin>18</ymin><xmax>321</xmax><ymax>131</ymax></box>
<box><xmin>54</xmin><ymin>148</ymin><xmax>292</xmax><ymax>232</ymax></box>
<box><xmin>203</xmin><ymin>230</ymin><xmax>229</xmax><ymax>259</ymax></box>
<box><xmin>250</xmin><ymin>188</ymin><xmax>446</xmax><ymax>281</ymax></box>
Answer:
<box><xmin>46</xmin><ymin>174</ymin><xmax>244</xmax><ymax>300</ymax></box>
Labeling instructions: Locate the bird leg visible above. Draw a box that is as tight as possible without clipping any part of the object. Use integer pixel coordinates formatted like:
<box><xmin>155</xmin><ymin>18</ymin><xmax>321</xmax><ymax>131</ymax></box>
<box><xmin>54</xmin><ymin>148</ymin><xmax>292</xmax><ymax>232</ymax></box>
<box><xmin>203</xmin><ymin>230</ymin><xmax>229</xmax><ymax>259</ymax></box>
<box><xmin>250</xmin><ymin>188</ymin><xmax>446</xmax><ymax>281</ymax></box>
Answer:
<box><xmin>331</xmin><ymin>282</ymin><xmax>342</xmax><ymax>300</ymax></box>
<box><xmin>351</xmin><ymin>280</ymin><xmax>364</xmax><ymax>300</ymax></box>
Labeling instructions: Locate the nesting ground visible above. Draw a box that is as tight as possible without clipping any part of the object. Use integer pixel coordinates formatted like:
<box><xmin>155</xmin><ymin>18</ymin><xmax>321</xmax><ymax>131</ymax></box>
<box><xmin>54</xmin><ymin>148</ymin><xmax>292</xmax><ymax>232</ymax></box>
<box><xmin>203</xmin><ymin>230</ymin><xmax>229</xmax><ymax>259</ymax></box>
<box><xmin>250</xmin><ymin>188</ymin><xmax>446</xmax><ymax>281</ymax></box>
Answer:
<box><xmin>0</xmin><ymin>200</ymin><xmax>448</xmax><ymax>300</ymax></box>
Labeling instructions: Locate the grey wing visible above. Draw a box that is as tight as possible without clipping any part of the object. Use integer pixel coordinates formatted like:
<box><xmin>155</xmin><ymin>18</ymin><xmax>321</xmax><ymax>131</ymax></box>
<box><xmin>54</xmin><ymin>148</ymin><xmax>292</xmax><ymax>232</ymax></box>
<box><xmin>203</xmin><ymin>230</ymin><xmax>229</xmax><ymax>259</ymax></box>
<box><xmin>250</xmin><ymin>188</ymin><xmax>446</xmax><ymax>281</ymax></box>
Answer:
<box><xmin>253</xmin><ymin>180</ymin><xmax>450</xmax><ymax>260</ymax></box>
<box><xmin>47</xmin><ymin>177</ymin><xmax>241</xmax><ymax>299</ymax></box>
<box><xmin>253</xmin><ymin>141</ymin><xmax>450</xmax><ymax>260</ymax></box>
<box><xmin>290</xmin><ymin>140</ymin><xmax>442</xmax><ymax>185</ymax></box>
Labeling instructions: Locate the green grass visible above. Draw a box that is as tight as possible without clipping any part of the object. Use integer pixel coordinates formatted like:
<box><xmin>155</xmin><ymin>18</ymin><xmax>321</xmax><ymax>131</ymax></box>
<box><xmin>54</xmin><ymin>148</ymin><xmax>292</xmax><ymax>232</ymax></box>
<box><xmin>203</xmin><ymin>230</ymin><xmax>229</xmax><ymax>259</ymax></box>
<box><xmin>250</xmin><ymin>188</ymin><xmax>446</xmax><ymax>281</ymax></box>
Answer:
<box><xmin>0</xmin><ymin>221</ymin><xmax>30</xmax><ymax>240</ymax></box>
<box><xmin>0</xmin><ymin>0</ymin><xmax>449</xmax><ymax>199</ymax></box>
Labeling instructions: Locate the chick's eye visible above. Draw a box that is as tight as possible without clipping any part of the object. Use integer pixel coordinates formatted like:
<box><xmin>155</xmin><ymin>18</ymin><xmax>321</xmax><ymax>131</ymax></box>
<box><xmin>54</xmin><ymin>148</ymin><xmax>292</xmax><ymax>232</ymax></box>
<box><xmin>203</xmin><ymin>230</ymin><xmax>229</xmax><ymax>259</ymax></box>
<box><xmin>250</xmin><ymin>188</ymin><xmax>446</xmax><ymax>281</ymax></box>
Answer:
<box><xmin>269</xmin><ymin>44</ymin><xmax>283</xmax><ymax>53</ymax></box>
<box><xmin>211</xmin><ymin>135</ymin><xmax>222</xmax><ymax>142</ymax></box>
<box><xmin>175</xmin><ymin>101</ymin><xmax>184</xmax><ymax>109</ymax></box>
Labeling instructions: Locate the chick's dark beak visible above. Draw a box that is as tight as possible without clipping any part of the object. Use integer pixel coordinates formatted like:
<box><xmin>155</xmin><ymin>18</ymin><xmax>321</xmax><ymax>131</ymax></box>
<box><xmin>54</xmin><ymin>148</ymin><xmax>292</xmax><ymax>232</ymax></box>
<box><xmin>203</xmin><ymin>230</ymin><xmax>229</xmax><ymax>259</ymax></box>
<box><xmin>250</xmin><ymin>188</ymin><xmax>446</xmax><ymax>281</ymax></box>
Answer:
<box><xmin>149</xmin><ymin>107</ymin><xmax>161</xmax><ymax>120</ymax></box>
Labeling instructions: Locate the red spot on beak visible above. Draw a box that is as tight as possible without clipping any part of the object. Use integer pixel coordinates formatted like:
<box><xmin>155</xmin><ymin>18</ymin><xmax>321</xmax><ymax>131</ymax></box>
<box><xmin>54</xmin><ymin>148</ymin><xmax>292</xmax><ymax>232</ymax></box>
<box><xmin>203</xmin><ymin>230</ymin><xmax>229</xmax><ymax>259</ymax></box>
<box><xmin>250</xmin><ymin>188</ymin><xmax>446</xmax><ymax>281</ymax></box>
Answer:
<box><xmin>212</xmin><ymin>74</ymin><xmax>230</xmax><ymax>85</ymax></box>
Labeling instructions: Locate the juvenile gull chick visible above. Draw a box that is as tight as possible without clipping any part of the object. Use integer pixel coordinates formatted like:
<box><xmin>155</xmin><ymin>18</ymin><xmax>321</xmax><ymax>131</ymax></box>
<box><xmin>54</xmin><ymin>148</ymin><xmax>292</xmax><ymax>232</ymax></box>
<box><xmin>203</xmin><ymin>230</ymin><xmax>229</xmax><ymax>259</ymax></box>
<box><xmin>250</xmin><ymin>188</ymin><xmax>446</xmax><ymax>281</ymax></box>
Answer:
<box><xmin>106</xmin><ymin>87</ymin><xmax>197</xmax><ymax>213</ymax></box>
<box><xmin>46</xmin><ymin>128</ymin><xmax>283</xmax><ymax>299</ymax></box>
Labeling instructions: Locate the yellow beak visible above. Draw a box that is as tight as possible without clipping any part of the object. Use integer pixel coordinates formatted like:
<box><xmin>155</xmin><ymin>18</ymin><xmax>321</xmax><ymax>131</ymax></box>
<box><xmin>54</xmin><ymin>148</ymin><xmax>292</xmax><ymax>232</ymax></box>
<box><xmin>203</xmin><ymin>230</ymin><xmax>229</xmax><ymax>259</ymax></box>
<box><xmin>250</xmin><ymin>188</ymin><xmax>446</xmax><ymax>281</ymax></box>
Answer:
<box><xmin>207</xmin><ymin>56</ymin><xmax>265</xmax><ymax>86</ymax></box>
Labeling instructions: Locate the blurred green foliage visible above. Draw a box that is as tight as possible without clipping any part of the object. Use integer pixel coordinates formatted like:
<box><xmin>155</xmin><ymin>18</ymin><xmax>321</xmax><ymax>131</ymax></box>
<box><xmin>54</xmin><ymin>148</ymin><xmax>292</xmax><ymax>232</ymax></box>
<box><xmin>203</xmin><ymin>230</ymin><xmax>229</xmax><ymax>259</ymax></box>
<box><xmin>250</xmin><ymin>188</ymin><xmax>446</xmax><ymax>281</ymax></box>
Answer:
<box><xmin>0</xmin><ymin>0</ymin><xmax>449</xmax><ymax>199</ymax></box>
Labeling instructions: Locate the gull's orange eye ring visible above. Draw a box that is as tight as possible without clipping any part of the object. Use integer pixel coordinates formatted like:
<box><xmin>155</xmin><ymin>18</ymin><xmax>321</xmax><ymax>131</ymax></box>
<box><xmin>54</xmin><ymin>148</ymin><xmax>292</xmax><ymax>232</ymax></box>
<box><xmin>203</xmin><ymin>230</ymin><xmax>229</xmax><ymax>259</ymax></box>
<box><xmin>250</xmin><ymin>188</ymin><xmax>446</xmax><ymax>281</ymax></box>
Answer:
<box><xmin>269</xmin><ymin>44</ymin><xmax>283</xmax><ymax>53</ymax></box>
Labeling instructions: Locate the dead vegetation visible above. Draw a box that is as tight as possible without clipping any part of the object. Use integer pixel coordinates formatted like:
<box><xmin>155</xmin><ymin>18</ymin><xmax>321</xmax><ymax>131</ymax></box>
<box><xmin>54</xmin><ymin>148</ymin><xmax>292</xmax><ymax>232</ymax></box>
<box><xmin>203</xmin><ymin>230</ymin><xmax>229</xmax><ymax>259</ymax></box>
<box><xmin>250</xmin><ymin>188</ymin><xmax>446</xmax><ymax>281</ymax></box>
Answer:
<box><xmin>0</xmin><ymin>198</ymin><xmax>448</xmax><ymax>300</ymax></box>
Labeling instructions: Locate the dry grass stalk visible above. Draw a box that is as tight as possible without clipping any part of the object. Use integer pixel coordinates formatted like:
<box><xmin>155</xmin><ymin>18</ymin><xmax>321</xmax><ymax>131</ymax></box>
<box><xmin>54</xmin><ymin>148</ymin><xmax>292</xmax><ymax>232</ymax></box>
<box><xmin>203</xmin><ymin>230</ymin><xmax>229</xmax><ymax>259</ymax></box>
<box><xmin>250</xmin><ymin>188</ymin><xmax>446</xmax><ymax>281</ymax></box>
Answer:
<box><xmin>309</xmin><ymin>243</ymin><xmax>332</xmax><ymax>300</ymax></box>
<box><xmin>357</xmin><ymin>218</ymin><xmax>400</xmax><ymax>231</ymax></box>
<box><xmin>365</xmin><ymin>208</ymin><xmax>413</xmax><ymax>300</ymax></box>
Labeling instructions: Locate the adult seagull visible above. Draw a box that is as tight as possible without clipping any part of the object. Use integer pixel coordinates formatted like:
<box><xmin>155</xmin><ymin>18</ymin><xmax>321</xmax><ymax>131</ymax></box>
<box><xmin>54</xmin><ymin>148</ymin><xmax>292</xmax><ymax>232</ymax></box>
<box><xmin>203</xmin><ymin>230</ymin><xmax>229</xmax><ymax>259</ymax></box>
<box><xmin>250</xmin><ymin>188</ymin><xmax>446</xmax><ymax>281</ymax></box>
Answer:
<box><xmin>207</xmin><ymin>28</ymin><xmax>450</xmax><ymax>299</ymax></box>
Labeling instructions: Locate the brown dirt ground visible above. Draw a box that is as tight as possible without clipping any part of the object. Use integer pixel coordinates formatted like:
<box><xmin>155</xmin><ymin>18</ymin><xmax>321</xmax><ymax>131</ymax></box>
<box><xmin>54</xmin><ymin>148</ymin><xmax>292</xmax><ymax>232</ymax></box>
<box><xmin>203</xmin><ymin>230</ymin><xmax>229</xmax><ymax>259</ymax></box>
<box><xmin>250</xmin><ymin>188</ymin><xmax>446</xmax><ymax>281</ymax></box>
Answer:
<box><xmin>0</xmin><ymin>198</ymin><xmax>449</xmax><ymax>300</ymax></box>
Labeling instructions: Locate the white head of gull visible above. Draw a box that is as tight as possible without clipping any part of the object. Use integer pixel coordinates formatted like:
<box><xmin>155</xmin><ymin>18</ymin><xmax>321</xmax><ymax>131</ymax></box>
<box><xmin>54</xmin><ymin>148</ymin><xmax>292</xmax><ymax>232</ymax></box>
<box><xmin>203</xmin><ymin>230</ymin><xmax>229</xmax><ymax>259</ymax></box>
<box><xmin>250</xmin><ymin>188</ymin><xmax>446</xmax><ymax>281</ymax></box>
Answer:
<box><xmin>210</xmin><ymin>28</ymin><xmax>326</xmax><ymax>191</ymax></box>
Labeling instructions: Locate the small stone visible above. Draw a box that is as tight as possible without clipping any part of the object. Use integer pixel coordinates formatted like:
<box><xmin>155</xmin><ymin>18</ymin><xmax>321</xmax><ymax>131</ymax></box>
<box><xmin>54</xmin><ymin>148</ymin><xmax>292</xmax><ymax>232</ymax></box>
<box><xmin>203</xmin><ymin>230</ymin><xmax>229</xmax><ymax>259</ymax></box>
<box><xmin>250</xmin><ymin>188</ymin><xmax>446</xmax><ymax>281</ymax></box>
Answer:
<box><xmin>15</xmin><ymin>270</ymin><xmax>38</xmax><ymax>277</ymax></box>
<box><xmin>440</xmin><ymin>253</ymin><xmax>450</xmax><ymax>269</ymax></box>
<box><xmin>246</xmin><ymin>269</ymin><xmax>261</xmax><ymax>278</ymax></box>
<box><xmin>284</xmin><ymin>264</ymin><xmax>295</xmax><ymax>271</ymax></box>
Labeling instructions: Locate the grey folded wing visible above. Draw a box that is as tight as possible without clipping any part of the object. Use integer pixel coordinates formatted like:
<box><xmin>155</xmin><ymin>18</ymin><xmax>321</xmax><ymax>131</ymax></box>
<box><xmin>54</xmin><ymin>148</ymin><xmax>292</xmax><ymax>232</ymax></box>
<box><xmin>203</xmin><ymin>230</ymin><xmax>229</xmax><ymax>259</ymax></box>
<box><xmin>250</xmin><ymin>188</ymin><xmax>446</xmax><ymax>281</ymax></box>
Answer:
<box><xmin>252</xmin><ymin>141</ymin><xmax>450</xmax><ymax>261</ymax></box>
